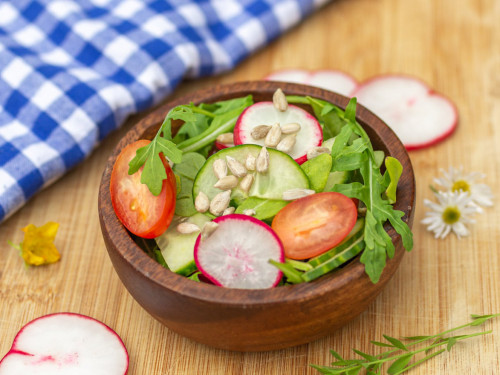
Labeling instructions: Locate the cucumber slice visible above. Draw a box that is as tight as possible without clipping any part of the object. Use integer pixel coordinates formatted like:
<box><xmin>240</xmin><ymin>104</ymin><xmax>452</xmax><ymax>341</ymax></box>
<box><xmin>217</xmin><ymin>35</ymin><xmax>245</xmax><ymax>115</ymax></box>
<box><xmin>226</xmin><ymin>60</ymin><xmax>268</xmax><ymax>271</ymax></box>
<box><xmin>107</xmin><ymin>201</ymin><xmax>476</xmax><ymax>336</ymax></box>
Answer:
<box><xmin>308</xmin><ymin>218</ymin><xmax>365</xmax><ymax>267</ymax></box>
<box><xmin>155</xmin><ymin>214</ymin><xmax>211</xmax><ymax>275</ymax></box>
<box><xmin>323</xmin><ymin>170</ymin><xmax>353</xmax><ymax>192</ymax></box>
<box><xmin>301</xmin><ymin>237</ymin><xmax>366</xmax><ymax>282</ymax></box>
<box><xmin>193</xmin><ymin>144</ymin><xmax>310</xmax><ymax>204</ymax></box>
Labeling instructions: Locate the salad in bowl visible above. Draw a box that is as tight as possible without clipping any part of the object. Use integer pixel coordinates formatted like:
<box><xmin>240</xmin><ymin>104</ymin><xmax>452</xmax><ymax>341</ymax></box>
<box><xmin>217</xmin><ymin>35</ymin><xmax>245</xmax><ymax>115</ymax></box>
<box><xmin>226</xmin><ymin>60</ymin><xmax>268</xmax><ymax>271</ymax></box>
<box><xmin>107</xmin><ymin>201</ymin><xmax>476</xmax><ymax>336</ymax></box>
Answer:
<box><xmin>98</xmin><ymin>81</ymin><xmax>415</xmax><ymax>351</ymax></box>
<box><xmin>109</xmin><ymin>85</ymin><xmax>412</xmax><ymax>288</ymax></box>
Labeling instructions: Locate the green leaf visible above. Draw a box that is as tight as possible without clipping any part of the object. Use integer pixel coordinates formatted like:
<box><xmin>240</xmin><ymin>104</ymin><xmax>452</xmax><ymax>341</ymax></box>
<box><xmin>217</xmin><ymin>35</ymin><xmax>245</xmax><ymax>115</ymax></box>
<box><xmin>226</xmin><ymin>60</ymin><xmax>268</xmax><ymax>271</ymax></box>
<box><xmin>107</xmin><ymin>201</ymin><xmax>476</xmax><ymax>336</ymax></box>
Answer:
<box><xmin>403</xmin><ymin>335</ymin><xmax>432</xmax><ymax>341</ymax></box>
<box><xmin>352</xmin><ymin>349</ymin><xmax>376</xmax><ymax>361</ymax></box>
<box><xmin>156</xmin><ymin>137</ymin><xmax>183</xmax><ymax>163</ymax></box>
<box><xmin>301</xmin><ymin>153</ymin><xmax>333</xmax><ymax>192</ymax></box>
<box><xmin>330</xmin><ymin>350</ymin><xmax>344</xmax><ymax>361</ymax></box>
<box><xmin>446</xmin><ymin>337</ymin><xmax>457</xmax><ymax>351</ymax></box>
<box><xmin>234</xmin><ymin>197</ymin><xmax>289</xmax><ymax>221</ymax></box>
<box><xmin>387</xmin><ymin>353</ymin><xmax>412</xmax><ymax>375</ymax></box>
<box><xmin>213</xmin><ymin>95</ymin><xmax>253</xmax><ymax>114</ymax></box>
<box><xmin>344</xmin><ymin>97</ymin><xmax>357</xmax><ymax>123</ymax></box>
<box><xmin>383</xmin><ymin>335</ymin><xmax>408</xmax><ymax>351</ymax></box>
<box><xmin>128</xmin><ymin>143</ymin><xmax>151</xmax><ymax>175</ymax></box>
<box><xmin>141</xmin><ymin>149</ymin><xmax>167</xmax><ymax>196</ymax></box>
<box><xmin>371</xmin><ymin>340</ymin><xmax>395</xmax><ymax>348</ymax></box>
<box><xmin>300</xmin><ymin>96</ymin><xmax>346</xmax><ymax>140</ymax></box>
<box><xmin>285</xmin><ymin>258</ymin><xmax>313</xmax><ymax>272</ymax></box>
<box><xmin>177</xmin><ymin>104</ymin><xmax>250</xmax><ymax>153</ymax></box>
<box><xmin>268</xmin><ymin>260</ymin><xmax>303</xmax><ymax>284</ymax></box>
<box><xmin>173</xmin><ymin>153</ymin><xmax>206</xmax><ymax>217</ymax></box>
<box><xmin>384</xmin><ymin>156</ymin><xmax>403</xmax><ymax>204</ymax></box>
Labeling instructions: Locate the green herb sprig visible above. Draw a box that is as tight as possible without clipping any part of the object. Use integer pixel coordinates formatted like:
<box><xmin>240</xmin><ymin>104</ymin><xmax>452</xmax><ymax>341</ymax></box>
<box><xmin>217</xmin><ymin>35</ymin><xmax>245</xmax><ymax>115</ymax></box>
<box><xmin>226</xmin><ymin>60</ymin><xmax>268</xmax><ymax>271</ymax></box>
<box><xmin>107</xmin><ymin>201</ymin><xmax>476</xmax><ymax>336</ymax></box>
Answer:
<box><xmin>288</xmin><ymin>96</ymin><xmax>413</xmax><ymax>283</ymax></box>
<box><xmin>127</xmin><ymin>96</ymin><xmax>253</xmax><ymax>196</ymax></box>
<box><xmin>312</xmin><ymin>314</ymin><xmax>499</xmax><ymax>374</ymax></box>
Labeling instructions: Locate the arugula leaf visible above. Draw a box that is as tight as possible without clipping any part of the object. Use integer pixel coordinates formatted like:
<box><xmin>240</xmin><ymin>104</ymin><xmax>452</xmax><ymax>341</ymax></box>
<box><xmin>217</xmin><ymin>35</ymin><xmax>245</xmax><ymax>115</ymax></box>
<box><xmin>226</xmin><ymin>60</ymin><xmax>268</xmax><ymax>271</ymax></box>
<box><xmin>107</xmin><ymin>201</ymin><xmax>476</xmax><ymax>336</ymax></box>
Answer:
<box><xmin>127</xmin><ymin>96</ymin><xmax>253</xmax><ymax>195</ymax></box>
<box><xmin>128</xmin><ymin>137</ymin><xmax>183</xmax><ymax>196</ymax></box>
<box><xmin>330</xmin><ymin>98</ymin><xmax>413</xmax><ymax>283</ymax></box>
<box><xmin>177</xmin><ymin>95</ymin><xmax>253</xmax><ymax>153</ymax></box>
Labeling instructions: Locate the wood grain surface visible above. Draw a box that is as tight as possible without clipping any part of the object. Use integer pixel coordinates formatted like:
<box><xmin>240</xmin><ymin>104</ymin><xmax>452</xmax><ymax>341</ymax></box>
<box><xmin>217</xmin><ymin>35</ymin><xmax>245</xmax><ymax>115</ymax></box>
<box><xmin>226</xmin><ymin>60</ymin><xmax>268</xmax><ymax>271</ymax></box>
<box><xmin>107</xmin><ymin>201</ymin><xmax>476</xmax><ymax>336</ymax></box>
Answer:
<box><xmin>1</xmin><ymin>0</ymin><xmax>499</xmax><ymax>373</ymax></box>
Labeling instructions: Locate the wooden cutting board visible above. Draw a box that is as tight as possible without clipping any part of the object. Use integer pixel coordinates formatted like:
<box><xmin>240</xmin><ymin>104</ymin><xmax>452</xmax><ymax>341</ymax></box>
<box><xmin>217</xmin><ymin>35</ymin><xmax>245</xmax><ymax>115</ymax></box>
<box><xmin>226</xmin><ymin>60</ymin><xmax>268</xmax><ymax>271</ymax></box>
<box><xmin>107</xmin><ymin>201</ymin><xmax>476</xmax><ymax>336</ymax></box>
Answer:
<box><xmin>1</xmin><ymin>0</ymin><xmax>499</xmax><ymax>373</ymax></box>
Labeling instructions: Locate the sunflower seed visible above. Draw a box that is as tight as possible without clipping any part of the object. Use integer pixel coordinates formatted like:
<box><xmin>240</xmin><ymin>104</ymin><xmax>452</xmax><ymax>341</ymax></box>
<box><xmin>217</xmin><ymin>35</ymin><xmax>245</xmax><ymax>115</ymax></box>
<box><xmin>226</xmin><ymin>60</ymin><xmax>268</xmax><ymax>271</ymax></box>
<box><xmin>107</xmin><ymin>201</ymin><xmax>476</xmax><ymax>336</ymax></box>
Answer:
<box><xmin>276</xmin><ymin>134</ymin><xmax>296</xmax><ymax>153</ymax></box>
<box><xmin>307</xmin><ymin>146</ymin><xmax>330</xmax><ymax>160</ymax></box>
<box><xmin>209</xmin><ymin>190</ymin><xmax>231</xmax><ymax>216</ymax></box>
<box><xmin>201</xmin><ymin>222</ymin><xmax>219</xmax><ymax>240</ymax></box>
<box><xmin>245</xmin><ymin>154</ymin><xmax>256</xmax><ymax>171</ymax></box>
<box><xmin>251</xmin><ymin>125</ymin><xmax>271</xmax><ymax>140</ymax></box>
<box><xmin>216</xmin><ymin>132</ymin><xmax>234</xmax><ymax>145</ymax></box>
<box><xmin>222</xmin><ymin>206</ymin><xmax>235</xmax><ymax>216</ymax></box>
<box><xmin>243</xmin><ymin>209</ymin><xmax>256</xmax><ymax>216</ymax></box>
<box><xmin>194</xmin><ymin>191</ymin><xmax>210</xmax><ymax>213</ymax></box>
<box><xmin>281</xmin><ymin>122</ymin><xmax>301</xmax><ymax>134</ymax></box>
<box><xmin>213</xmin><ymin>158</ymin><xmax>227</xmax><ymax>179</ymax></box>
<box><xmin>214</xmin><ymin>175</ymin><xmax>239</xmax><ymax>190</ymax></box>
<box><xmin>265</xmin><ymin>122</ymin><xmax>282</xmax><ymax>148</ymax></box>
<box><xmin>282</xmin><ymin>188</ymin><xmax>315</xmax><ymax>201</ymax></box>
<box><xmin>226</xmin><ymin>156</ymin><xmax>247</xmax><ymax>177</ymax></box>
<box><xmin>273</xmin><ymin>88</ymin><xmax>288</xmax><ymax>112</ymax></box>
<box><xmin>176</xmin><ymin>222</ymin><xmax>200</xmax><ymax>234</ymax></box>
<box><xmin>239</xmin><ymin>174</ymin><xmax>254</xmax><ymax>193</ymax></box>
<box><xmin>256</xmin><ymin>147</ymin><xmax>269</xmax><ymax>173</ymax></box>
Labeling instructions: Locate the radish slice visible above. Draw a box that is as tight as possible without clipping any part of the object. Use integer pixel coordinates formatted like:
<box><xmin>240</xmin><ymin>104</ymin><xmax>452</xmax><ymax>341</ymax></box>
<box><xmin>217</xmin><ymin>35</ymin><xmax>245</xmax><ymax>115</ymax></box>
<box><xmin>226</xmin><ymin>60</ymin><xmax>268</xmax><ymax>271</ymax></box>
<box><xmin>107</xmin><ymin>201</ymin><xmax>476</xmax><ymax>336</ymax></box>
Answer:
<box><xmin>265</xmin><ymin>69</ymin><xmax>359</xmax><ymax>97</ymax></box>
<box><xmin>194</xmin><ymin>214</ymin><xmax>284</xmax><ymax>289</ymax></box>
<box><xmin>0</xmin><ymin>313</ymin><xmax>128</xmax><ymax>375</ymax></box>
<box><xmin>353</xmin><ymin>75</ymin><xmax>458</xmax><ymax>150</ymax></box>
<box><xmin>234</xmin><ymin>102</ymin><xmax>322</xmax><ymax>164</ymax></box>
<box><xmin>214</xmin><ymin>140</ymin><xmax>231</xmax><ymax>150</ymax></box>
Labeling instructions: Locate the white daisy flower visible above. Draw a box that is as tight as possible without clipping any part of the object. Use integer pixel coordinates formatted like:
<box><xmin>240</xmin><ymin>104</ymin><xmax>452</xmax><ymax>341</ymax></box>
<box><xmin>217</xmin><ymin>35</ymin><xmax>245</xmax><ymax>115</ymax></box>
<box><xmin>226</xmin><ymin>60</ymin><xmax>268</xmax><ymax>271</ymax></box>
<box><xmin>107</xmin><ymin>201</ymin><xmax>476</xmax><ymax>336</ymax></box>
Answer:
<box><xmin>434</xmin><ymin>166</ymin><xmax>494</xmax><ymax>210</ymax></box>
<box><xmin>421</xmin><ymin>190</ymin><xmax>480</xmax><ymax>239</ymax></box>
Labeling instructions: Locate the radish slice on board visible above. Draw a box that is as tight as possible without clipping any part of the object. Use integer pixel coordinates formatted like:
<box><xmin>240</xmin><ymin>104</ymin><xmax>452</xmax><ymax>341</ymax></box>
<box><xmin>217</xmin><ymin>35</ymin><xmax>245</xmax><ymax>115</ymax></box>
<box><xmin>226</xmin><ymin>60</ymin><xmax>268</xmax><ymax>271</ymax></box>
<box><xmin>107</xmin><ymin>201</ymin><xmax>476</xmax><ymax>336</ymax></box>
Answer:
<box><xmin>265</xmin><ymin>69</ymin><xmax>359</xmax><ymax>97</ymax></box>
<box><xmin>234</xmin><ymin>102</ymin><xmax>322</xmax><ymax>164</ymax></box>
<box><xmin>0</xmin><ymin>313</ymin><xmax>128</xmax><ymax>375</ymax></box>
<box><xmin>194</xmin><ymin>214</ymin><xmax>284</xmax><ymax>289</ymax></box>
<box><xmin>353</xmin><ymin>75</ymin><xmax>458</xmax><ymax>150</ymax></box>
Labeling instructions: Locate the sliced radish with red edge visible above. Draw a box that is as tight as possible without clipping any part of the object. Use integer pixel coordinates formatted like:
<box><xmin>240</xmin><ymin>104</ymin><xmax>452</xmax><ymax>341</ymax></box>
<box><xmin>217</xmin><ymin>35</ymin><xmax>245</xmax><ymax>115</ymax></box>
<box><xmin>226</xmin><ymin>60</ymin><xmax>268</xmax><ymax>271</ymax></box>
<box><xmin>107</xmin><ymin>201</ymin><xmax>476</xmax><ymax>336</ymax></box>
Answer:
<box><xmin>265</xmin><ymin>69</ymin><xmax>359</xmax><ymax>97</ymax></box>
<box><xmin>214</xmin><ymin>140</ymin><xmax>231</xmax><ymax>150</ymax></box>
<box><xmin>353</xmin><ymin>75</ymin><xmax>458</xmax><ymax>150</ymax></box>
<box><xmin>234</xmin><ymin>102</ymin><xmax>322</xmax><ymax>164</ymax></box>
<box><xmin>194</xmin><ymin>214</ymin><xmax>284</xmax><ymax>289</ymax></box>
<box><xmin>0</xmin><ymin>313</ymin><xmax>128</xmax><ymax>375</ymax></box>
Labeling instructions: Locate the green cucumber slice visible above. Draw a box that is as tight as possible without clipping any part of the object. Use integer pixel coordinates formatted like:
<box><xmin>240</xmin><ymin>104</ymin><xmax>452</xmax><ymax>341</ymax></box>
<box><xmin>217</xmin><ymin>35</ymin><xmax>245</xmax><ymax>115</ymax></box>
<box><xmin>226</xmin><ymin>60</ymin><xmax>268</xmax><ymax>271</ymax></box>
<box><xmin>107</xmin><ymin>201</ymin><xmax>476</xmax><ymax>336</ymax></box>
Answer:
<box><xmin>308</xmin><ymin>218</ymin><xmax>365</xmax><ymax>267</ymax></box>
<box><xmin>193</xmin><ymin>144</ymin><xmax>310</xmax><ymax>203</ymax></box>
<box><xmin>323</xmin><ymin>170</ymin><xmax>354</xmax><ymax>192</ymax></box>
<box><xmin>301</xmin><ymin>237</ymin><xmax>366</xmax><ymax>282</ymax></box>
<box><xmin>155</xmin><ymin>213</ymin><xmax>211</xmax><ymax>275</ymax></box>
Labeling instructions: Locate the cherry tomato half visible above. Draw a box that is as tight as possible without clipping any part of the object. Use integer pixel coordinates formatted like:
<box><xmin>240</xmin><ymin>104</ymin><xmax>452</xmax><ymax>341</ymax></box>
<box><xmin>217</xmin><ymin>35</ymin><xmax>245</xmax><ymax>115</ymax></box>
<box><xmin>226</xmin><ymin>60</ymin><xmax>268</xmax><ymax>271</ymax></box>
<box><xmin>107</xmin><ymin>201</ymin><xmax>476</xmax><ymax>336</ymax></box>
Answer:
<box><xmin>271</xmin><ymin>192</ymin><xmax>357</xmax><ymax>260</ymax></box>
<box><xmin>110</xmin><ymin>140</ymin><xmax>176</xmax><ymax>238</ymax></box>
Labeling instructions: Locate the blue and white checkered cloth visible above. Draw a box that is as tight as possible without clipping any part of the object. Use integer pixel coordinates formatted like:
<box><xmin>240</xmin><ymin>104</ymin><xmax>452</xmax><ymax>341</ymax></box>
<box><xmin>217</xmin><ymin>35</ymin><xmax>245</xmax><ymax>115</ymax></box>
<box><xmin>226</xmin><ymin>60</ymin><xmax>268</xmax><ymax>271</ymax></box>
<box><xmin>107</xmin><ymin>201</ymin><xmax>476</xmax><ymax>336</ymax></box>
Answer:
<box><xmin>0</xmin><ymin>0</ymin><xmax>328</xmax><ymax>222</ymax></box>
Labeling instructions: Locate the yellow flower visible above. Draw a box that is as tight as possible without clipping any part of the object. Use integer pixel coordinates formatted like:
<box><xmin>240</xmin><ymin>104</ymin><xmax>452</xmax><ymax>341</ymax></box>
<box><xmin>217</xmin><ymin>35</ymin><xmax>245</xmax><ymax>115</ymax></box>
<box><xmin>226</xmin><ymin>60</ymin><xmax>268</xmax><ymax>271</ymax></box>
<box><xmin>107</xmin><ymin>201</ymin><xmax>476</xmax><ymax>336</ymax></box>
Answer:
<box><xmin>19</xmin><ymin>222</ymin><xmax>61</xmax><ymax>266</ymax></box>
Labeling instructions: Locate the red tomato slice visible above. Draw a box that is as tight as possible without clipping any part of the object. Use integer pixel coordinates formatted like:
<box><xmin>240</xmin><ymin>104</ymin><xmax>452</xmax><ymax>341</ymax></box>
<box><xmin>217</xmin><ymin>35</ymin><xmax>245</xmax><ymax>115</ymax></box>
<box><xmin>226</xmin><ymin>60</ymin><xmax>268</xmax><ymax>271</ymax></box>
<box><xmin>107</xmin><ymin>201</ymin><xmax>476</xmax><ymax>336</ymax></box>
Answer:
<box><xmin>110</xmin><ymin>140</ymin><xmax>176</xmax><ymax>239</ymax></box>
<box><xmin>271</xmin><ymin>192</ymin><xmax>357</xmax><ymax>260</ymax></box>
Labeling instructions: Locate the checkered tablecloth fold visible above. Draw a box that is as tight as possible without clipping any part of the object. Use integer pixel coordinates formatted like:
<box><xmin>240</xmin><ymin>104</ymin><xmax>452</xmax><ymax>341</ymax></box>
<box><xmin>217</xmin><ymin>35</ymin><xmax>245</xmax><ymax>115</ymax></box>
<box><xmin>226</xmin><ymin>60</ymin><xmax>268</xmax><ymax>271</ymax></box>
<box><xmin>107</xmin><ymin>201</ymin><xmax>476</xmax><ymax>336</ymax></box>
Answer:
<box><xmin>0</xmin><ymin>0</ymin><xmax>328</xmax><ymax>222</ymax></box>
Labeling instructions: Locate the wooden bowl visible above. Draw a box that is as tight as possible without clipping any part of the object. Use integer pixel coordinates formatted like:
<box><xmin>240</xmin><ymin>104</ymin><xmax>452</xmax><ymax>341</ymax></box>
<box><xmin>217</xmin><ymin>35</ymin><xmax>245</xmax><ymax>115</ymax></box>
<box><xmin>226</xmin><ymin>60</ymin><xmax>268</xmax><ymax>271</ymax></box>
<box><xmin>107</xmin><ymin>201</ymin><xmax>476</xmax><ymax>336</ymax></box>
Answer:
<box><xmin>98</xmin><ymin>81</ymin><xmax>415</xmax><ymax>352</ymax></box>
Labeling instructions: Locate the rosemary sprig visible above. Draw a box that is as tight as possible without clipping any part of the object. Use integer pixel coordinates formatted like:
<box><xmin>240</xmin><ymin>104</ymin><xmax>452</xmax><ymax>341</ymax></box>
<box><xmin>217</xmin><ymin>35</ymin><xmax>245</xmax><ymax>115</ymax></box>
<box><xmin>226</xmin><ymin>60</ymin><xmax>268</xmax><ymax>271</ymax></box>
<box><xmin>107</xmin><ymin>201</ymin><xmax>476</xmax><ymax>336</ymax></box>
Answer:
<box><xmin>311</xmin><ymin>314</ymin><xmax>499</xmax><ymax>374</ymax></box>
